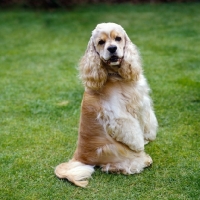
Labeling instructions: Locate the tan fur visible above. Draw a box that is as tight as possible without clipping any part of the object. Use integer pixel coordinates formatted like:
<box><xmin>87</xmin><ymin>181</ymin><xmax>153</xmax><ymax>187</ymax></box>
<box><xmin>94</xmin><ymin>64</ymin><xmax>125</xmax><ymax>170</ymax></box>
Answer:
<box><xmin>55</xmin><ymin>23</ymin><xmax>158</xmax><ymax>187</ymax></box>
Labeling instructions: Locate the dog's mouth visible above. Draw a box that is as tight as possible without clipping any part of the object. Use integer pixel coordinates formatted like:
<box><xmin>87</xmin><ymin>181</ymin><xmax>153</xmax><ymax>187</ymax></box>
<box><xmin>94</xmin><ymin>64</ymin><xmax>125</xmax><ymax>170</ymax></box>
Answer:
<box><xmin>110</xmin><ymin>55</ymin><xmax>119</xmax><ymax>62</ymax></box>
<box><xmin>104</xmin><ymin>56</ymin><xmax>123</xmax><ymax>66</ymax></box>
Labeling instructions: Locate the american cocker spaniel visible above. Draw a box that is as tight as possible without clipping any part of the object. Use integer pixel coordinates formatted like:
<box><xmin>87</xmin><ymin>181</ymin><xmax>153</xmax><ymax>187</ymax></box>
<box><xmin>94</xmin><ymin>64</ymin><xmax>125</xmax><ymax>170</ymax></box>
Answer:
<box><xmin>55</xmin><ymin>23</ymin><xmax>158</xmax><ymax>187</ymax></box>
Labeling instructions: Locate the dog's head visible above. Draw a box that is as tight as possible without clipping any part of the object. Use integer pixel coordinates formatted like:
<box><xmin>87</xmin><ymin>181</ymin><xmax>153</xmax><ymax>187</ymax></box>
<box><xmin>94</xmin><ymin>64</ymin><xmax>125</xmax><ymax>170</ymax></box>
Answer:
<box><xmin>92</xmin><ymin>23</ymin><xmax>126</xmax><ymax>66</ymax></box>
<box><xmin>79</xmin><ymin>23</ymin><xmax>142</xmax><ymax>90</ymax></box>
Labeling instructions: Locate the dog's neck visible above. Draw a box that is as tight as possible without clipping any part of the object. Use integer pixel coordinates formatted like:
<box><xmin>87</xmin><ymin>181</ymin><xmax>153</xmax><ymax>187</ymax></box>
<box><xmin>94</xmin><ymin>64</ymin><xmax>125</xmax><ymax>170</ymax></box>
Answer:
<box><xmin>101</xmin><ymin>60</ymin><xmax>122</xmax><ymax>81</ymax></box>
<box><xmin>108</xmin><ymin>72</ymin><xmax>122</xmax><ymax>79</ymax></box>
<box><xmin>108</xmin><ymin>72</ymin><xmax>119</xmax><ymax>76</ymax></box>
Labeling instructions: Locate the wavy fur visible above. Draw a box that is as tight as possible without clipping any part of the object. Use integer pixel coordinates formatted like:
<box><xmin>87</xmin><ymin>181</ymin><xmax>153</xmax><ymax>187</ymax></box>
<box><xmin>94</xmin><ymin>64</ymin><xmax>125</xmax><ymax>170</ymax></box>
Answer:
<box><xmin>55</xmin><ymin>23</ymin><xmax>158</xmax><ymax>187</ymax></box>
<box><xmin>79</xmin><ymin>36</ymin><xmax>108</xmax><ymax>90</ymax></box>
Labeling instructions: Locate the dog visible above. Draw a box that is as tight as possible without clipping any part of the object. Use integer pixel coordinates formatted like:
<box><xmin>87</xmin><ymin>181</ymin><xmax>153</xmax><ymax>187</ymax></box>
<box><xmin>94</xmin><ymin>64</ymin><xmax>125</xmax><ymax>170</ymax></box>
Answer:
<box><xmin>55</xmin><ymin>23</ymin><xmax>158</xmax><ymax>187</ymax></box>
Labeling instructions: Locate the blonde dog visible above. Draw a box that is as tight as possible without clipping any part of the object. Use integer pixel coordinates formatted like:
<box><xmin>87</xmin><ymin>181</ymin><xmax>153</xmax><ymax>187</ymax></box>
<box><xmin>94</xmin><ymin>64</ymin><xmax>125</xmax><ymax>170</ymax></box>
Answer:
<box><xmin>55</xmin><ymin>23</ymin><xmax>158</xmax><ymax>187</ymax></box>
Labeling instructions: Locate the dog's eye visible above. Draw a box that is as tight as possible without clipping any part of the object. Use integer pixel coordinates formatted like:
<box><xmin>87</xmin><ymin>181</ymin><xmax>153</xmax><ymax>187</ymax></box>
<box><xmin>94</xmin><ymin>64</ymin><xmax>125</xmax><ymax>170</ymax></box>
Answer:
<box><xmin>98</xmin><ymin>40</ymin><xmax>105</xmax><ymax>45</ymax></box>
<box><xmin>115</xmin><ymin>36</ymin><xmax>121</xmax><ymax>42</ymax></box>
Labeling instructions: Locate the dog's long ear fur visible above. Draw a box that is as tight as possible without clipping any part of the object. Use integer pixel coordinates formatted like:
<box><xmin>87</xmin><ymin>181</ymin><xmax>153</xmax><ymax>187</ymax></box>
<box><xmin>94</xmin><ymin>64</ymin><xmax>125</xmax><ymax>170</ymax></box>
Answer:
<box><xmin>118</xmin><ymin>32</ymin><xmax>142</xmax><ymax>82</ymax></box>
<box><xmin>79</xmin><ymin>36</ymin><xmax>107</xmax><ymax>90</ymax></box>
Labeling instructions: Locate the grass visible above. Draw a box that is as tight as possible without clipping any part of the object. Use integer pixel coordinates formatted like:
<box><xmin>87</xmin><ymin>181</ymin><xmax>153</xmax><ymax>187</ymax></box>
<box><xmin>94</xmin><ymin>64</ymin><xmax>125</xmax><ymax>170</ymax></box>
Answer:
<box><xmin>0</xmin><ymin>3</ymin><xmax>200</xmax><ymax>200</ymax></box>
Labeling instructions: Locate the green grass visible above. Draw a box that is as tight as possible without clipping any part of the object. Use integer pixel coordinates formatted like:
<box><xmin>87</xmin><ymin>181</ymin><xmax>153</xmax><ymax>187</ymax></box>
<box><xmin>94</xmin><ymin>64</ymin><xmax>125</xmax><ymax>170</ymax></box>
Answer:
<box><xmin>0</xmin><ymin>3</ymin><xmax>200</xmax><ymax>200</ymax></box>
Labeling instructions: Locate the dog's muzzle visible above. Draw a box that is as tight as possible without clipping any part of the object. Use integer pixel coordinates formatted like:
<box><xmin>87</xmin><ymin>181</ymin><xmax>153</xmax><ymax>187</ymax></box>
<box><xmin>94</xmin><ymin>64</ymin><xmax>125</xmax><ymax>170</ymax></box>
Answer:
<box><xmin>104</xmin><ymin>56</ymin><xmax>123</xmax><ymax>66</ymax></box>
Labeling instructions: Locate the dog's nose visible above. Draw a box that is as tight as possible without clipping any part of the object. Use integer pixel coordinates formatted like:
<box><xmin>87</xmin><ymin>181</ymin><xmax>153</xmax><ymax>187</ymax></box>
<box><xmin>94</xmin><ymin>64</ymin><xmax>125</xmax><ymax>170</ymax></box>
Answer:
<box><xmin>107</xmin><ymin>45</ymin><xmax>117</xmax><ymax>53</ymax></box>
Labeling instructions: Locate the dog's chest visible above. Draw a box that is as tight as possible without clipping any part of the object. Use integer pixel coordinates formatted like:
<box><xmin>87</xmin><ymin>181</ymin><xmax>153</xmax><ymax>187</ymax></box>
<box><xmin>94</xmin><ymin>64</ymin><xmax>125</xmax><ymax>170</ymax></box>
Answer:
<box><xmin>101</xmin><ymin>82</ymin><xmax>142</xmax><ymax>117</ymax></box>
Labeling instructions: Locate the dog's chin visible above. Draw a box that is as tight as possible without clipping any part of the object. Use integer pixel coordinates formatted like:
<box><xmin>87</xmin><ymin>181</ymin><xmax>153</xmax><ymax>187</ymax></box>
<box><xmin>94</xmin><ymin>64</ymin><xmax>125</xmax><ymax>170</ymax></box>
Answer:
<box><xmin>103</xmin><ymin>56</ymin><xmax>122</xmax><ymax>66</ymax></box>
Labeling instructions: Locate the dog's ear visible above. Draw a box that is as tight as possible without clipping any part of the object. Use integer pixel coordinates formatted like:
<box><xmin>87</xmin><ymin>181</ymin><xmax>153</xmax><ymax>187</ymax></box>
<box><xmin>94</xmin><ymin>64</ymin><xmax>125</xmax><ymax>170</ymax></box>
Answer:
<box><xmin>118</xmin><ymin>32</ymin><xmax>142</xmax><ymax>82</ymax></box>
<box><xmin>79</xmin><ymin>36</ymin><xmax>107</xmax><ymax>90</ymax></box>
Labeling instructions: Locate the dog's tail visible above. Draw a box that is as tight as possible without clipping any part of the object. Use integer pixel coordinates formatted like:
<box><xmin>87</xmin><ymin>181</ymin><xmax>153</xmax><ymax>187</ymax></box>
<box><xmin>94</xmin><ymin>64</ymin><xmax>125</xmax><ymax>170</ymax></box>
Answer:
<box><xmin>54</xmin><ymin>159</ymin><xmax>95</xmax><ymax>187</ymax></box>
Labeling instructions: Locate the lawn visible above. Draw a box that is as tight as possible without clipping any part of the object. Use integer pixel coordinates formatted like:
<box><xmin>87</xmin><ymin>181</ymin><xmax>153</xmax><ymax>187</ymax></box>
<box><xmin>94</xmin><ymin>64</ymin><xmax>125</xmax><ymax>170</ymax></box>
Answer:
<box><xmin>0</xmin><ymin>3</ymin><xmax>200</xmax><ymax>200</ymax></box>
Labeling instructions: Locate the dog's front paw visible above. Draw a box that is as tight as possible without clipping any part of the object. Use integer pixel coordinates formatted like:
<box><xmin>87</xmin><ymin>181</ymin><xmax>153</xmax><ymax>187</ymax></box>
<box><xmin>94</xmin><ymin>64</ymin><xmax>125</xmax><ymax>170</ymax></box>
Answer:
<box><xmin>144</xmin><ymin>132</ymin><xmax>156</xmax><ymax>142</ymax></box>
<box><xmin>129</xmin><ymin>142</ymin><xmax>144</xmax><ymax>152</ymax></box>
<box><xmin>144</xmin><ymin>140</ymin><xmax>149</xmax><ymax>145</ymax></box>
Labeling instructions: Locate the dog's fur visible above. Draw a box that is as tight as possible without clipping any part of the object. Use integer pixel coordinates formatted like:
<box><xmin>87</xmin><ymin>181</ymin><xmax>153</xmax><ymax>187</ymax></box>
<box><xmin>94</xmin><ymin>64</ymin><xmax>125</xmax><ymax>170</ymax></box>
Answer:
<box><xmin>55</xmin><ymin>23</ymin><xmax>158</xmax><ymax>187</ymax></box>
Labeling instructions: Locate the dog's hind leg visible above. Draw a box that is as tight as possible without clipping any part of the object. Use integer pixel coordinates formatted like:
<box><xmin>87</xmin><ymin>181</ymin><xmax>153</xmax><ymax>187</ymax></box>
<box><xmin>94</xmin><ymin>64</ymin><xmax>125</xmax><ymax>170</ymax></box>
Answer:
<box><xmin>55</xmin><ymin>159</ymin><xmax>94</xmax><ymax>187</ymax></box>
<box><xmin>101</xmin><ymin>152</ymin><xmax>152</xmax><ymax>175</ymax></box>
<box><xmin>129</xmin><ymin>152</ymin><xmax>152</xmax><ymax>174</ymax></box>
